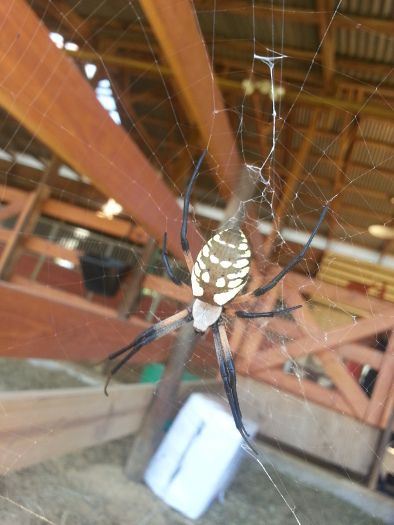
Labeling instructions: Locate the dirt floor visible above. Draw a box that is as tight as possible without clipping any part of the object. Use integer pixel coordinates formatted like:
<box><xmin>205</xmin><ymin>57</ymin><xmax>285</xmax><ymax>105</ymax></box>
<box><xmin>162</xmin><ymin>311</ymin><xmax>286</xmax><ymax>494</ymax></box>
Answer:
<box><xmin>0</xmin><ymin>358</ymin><xmax>393</xmax><ymax>525</ymax></box>
<box><xmin>0</xmin><ymin>435</ymin><xmax>391</xmax><ymax>525</ymax></box>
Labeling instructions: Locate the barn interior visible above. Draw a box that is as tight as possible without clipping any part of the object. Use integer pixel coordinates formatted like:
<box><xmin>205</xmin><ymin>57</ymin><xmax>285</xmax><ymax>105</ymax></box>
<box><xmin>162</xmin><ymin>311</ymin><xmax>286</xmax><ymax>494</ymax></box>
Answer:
<box><xmin>0</xmin><ymin>1</ymin><xmax>394</xmax><ymax>524</ymax></box>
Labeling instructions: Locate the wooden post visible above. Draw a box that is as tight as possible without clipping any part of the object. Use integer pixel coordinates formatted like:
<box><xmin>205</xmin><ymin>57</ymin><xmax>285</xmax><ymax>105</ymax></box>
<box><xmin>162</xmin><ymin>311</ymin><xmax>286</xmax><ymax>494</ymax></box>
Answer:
<box><xmin>117</xmin><ymin>237</ymin><xmax>157</xmax><ymax>319</ymax></box>
<box><xmin>0</xmin><ymin>156</ymin><xmax>59</xmax><ymax>280</ymax></box>
<box><xmin>124</xmin><ymin>324</ymin><xmax>199</xmax><ymax>480</ymax></box>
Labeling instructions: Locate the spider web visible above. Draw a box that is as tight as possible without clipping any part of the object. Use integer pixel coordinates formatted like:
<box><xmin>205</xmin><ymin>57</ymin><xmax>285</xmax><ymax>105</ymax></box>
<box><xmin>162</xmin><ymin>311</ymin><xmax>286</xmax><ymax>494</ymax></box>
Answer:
<box><xmin>0</xmin><ymin>1</ymin><xmax>393</xmax><ymax>524</ymax></box>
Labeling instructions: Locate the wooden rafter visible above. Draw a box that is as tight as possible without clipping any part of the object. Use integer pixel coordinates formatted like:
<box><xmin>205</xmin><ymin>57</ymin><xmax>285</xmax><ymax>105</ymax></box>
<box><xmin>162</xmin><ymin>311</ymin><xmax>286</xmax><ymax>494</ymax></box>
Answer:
<box><xmin>0</xmin><ymin>1</ymin><xmax>201</xmax><ymax>260</ymax></box>
<box><xmin>136</xmin><ymin>0</ymin><xmax>243</xmax><ymax>196</ymax></box>
<box><xmin>196</xmin><ymin>1</ymin><xmax>394</xmax><ymax>36</ymax></box>
<box><xmin>317</xmin><ymin>0</ymin><xmax>336</xmax><ymax>93</ymax></box>
<box><xmin>65</xmin><ymin>48</ymin><xmax>394</xmax><ymax>122</ymax></box>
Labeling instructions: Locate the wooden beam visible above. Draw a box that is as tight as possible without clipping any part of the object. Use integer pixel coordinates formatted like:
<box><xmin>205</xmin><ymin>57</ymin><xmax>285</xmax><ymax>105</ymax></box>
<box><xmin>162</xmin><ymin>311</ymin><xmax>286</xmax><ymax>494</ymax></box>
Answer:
<box><xmin>321</xmin><ymin>113</ymin><xmax>358</xmax><ymax>262</ymax></box>
<box><xmin>118</xmin><ymin>238</ymin><xmax>156</xmax><ymax>319</ymax></box>
<box><xmin>253</xmin><ymin>311</ymin><xmax>394</xmax><ymax>372</ymax></box>
<box><xmin>66</xmin><ymin>49</ymin><xmax>394</xmax><ymax>121</ymax></box>
<box><xmin>253</xmin><ymin>368</ymin><xmax>353</xmax><ymax>417</ymax></box>
<box><xmin>317</xmin><ymin>0</ymin><xmax>336</xmax><ymax>93</ymax></box>
<box><xmin>34</xmin><ymin>0</ymin><xmax>93</xmax><ymax>40</ymax></box>
<box><xmin>0</xmin><ymin>1</ymin><xmax>201</xmax><ymax>259</ymax></box>
<box><xmin>0</xmin><ymin>279</ymin><xmax>214</xmax><ymax>365</ymax></box>
<box><xmin>139</xmin><ymin>0</ymin><xmax>242</xmax><ymax>196</ymax></box>
<box><xmin>0</xmin><ymin>227</ymin><xmax>81</xmax><ymax>265</ymax></box>
<box><xmin>143</xmin><ymin>273</ymin><xmax>192</xmax><ymax>304</ymax></box>
<box><xmin>290</xmin><ymin>272</ymin><xmax>394</xmax><ymax>315</ymax></box>
<box><xmin>0</xmin><ymin>380</ymin><xmax>217</xmax><ymax>474</ymax></box>
<box><xmin>339</xmin><ymin>344</ymin><xmax>384</xmax><ymax>371</ymax></box>
<box><xmin>0</xmin><ymin>184</ymin><xmax>149</xmax><ymax>246</ymax></box>
<box><xmin>285</xmin><ymin>286</ymin><xmax>370</xmax><ymax>420</ymax></box>
<box><xmin>201</xmin><ymin>1</ymin><xmax>394</xmax><ymax>36</ymax></box>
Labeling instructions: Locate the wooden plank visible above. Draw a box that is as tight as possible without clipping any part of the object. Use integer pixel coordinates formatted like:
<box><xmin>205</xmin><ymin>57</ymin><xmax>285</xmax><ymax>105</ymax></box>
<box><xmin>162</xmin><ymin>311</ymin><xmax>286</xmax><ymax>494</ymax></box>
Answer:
<box><xmin>140</xmin><ymin>0</ymin><xmax>242</xmax><ymax>196</ymax></box>
<box><xmin>289</xmin><ymin>273</ymin><xmax>394</xmax><ymax>315</ymax></box>
<box><xmin>1</xmin><ymin>185</ymin><xmax>149</xmax><ymax>246</ymax></box>
<box><xmin>0</xmin><ymin>380</ymin><xmax>218</xmax><ymax>474</ymax></box>
<box><xmin>251</xmin><ymin>368</ymin><xmax>353</xmax><ymax>417</ymax></box>
<box><xmin>240</xmin><ymin>377</ymin><xmax>379</xmax><ymax>476</ymax></box>
<box><xmin>339</xmin><ymin>344</ymin><xmax>384</xmax><ymax>370</ymax></box>
<box><xmin>24</xmin><ymin>236</ymin><xmax>81</xmax><ymax>265</ymax></box>
<box><xmin>42</xmin><ymin>199</ymin><xmax>148</xmax><ymax>245</ymax></box>
<box><xmin>0</xmin><ymin>1</ymin><xmax>201</xmax><ymax>259</ymax></box>
<box><xmin>0</xmin><ymin>279</ymin><xmax>214</xmax><ymax>365</ymax></box>
<box><xmin>241</xmin><ymin>313</ymin><xmax>394</xmax><ymax>373</ymax></box>
<box><xmin>142</xmin><ymin>273</ymin><xmax>192</xmax><ymax>303</ymax></box>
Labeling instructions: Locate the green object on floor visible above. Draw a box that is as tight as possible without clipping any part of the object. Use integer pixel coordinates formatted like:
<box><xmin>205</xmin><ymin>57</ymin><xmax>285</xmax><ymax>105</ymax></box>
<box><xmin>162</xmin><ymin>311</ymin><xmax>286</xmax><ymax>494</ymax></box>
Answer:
<box><xmin>140</xmin><ymin>363</ymin><xmax>199</xmax><ymax>383</ymax></box>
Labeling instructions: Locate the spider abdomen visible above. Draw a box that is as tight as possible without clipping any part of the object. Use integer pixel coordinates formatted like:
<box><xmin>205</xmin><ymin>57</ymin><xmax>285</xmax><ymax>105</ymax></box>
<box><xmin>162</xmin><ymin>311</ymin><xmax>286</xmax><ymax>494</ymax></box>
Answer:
<box><xmin>191</xmin><ymin>228</ymin><xmax>251</xmax><ymax>306</ymax></box>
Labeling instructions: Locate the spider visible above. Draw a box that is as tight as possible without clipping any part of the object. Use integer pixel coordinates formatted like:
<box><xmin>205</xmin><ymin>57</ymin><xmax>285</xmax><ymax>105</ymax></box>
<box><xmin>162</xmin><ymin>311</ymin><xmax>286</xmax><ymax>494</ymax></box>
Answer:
<box><xmin>105</xmin><ymin>149</ymin><xmax>328</xmax><ymax>454</ymax></box>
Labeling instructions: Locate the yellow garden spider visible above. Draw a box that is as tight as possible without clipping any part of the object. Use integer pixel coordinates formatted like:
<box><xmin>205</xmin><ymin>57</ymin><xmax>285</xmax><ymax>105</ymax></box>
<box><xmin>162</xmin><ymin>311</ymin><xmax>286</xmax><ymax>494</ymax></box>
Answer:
<box><xmin>105</xmin><ymin>150</ymin><xmax>328</xmax><ymax>453</ymax></box>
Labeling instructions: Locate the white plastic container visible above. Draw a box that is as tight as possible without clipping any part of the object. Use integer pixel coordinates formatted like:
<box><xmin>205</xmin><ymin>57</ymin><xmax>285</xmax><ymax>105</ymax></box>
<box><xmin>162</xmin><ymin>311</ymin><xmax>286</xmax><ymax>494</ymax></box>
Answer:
<box><xmin>144</xmin><ymin>393</ymin><xmax>258</xmax><ymax>519</ymax></box>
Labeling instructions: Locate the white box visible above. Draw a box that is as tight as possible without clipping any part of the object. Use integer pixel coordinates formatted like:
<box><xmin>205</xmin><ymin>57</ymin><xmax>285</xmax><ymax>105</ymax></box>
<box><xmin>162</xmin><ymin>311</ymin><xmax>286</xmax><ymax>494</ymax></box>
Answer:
<box><xmin>144</xmin><ymin>393</ymin><xmax>258</xmax><ymax>520</ymax></box>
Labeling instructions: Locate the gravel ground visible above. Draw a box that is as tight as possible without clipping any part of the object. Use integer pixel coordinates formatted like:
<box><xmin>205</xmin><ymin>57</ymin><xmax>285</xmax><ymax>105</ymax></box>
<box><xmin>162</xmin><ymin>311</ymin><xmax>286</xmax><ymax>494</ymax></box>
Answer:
<box><xmin>0</xmin><ymin>358</ymin><xmax>392</xmax><ymax>525</ymax></box>
<box><xmin>0</xmin><ymin>436</ymin><xmax>390</xmax><ymax>525</ymax></box>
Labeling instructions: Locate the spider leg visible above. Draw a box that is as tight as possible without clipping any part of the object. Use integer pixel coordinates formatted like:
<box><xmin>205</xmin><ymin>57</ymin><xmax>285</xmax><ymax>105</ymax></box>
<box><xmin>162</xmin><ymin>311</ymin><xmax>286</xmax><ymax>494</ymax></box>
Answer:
<box><xmin>105</xmin><ymin>308</ymin><xmax>193</xmax><ymax>395</ymax></box>
<box><xmin>212</xmin><ymin>320</ymin><xmax>258</xmax><ymax>455</ymax></box>
<box><xmin>180</xmin><ymin>149</ymin><xmax>208</xmax><ymax>273</ymax></box>
<box><xmin>235</xmin><ymin>304</ymin><xmax>302</xmax><ymax>319</ymax></box>
<box><xmin>162</xmin><ymin>232</ymin><xmax>183</xmax><ymax>286</ymax></box>
<box><xmin>252</xmin><ymin>205</ymin><xmax>328</xmax><ymax>298</ymax></box>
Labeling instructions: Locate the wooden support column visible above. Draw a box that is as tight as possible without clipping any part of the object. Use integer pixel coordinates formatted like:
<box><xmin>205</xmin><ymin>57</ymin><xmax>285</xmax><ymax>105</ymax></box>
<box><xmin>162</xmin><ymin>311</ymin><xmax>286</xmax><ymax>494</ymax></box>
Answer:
<box><xmin>117</xmin><ymin>238</ymin><xmax>157</xmax><ymax>319</ymax></box>
<box><xmin>326</xmin><ymin>113</ymin><xmax>359</xmax><ymax>237</ymax></box>
<box><xmin>124</xmin><ymin>324</ymin><xmax>200</xmax><ymax>480</ymax></box>
<box><xmin>0</xmin><ymin>157</ymin><xmax>59</xmax><ymax>280</ymax></box>
<box><xmin>317</xmin><ymin>0</ymin><xmax>336</xmax><ymax>94</ymax></box>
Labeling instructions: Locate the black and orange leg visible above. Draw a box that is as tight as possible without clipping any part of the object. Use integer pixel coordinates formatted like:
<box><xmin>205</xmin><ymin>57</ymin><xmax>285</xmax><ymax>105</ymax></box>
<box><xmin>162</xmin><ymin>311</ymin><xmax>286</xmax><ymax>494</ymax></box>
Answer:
<box><xmin>105</xmin><ymin>308</ymin><xmax>193</xmax><ymax>395</ymax></box>
<box><xmin>235</xmin><ymin>304</ymin><xmax>302</xmax><ymax>319</ymax></box>
<box><xmin>212</xmin><ymin>320</ymin><xmax>258</xmax><ymax>455</ymax></box>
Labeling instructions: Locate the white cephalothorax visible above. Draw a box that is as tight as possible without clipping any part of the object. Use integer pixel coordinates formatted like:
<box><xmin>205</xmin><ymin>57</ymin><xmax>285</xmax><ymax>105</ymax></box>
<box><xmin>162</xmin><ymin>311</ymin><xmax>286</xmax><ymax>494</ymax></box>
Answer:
<box><xmin>192</xmin><ymin>299</ymin><xmax>222</xmax><ymax>332</ymax></box>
